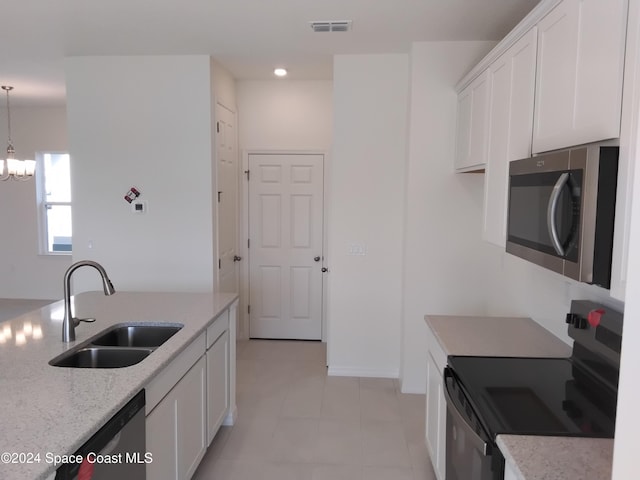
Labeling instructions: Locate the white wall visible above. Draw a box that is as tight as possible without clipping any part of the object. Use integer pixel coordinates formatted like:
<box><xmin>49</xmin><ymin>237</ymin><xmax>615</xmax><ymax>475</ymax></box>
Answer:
<box><xmin>400</xmin><ymin>41</ymin><xmax>497</xmax><ymax>393</ymax></box>
<box><xmin>327</xmin><ymin>54</ymin><xmax>409</xmax><ymax>377</ymax></box>
<box><xmin>0</xmin><ymin>106</ymin><xmax>71</xmax><ymax>299</ymax></box>
<box><xmin>211</xmin><ymin>59</ymin><xmax>237</xmax><ymax>113</ymax></box>
<box><xmin>483</xmin><ymin>246</ymin><xmax>623</xmax><ymax>342</ymax></box>
<box><xmin>612</xmin><ymin>89</ymin><xmax>640</xmax><ymax>478</ymax></box>
<box><xmin>237</xmin><ymin>80</ymin><xmax>332</xmax><ymax>151</ymax></box>
<box><xmin>65</xmin><ymin>56</ymin><xmax>216</xmax><ymax>293</ymax></box>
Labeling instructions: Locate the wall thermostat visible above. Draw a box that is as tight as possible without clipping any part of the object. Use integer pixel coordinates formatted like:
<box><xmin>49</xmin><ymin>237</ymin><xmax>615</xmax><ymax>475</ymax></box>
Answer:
<box><xmin>131</xmin><ymin>200</ymin><xmax>147</xmax><ymax>214</ymax></box>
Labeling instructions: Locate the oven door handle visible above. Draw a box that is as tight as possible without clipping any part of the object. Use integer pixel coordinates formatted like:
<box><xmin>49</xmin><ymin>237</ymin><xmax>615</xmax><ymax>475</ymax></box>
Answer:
<box><xmin>547</xmin><ymin>172</ymin><xmax>569</xmax><ymax>257</ymax></box>
<box><xmin>443</xmin><ymin>368</ymin><xmax>492</xmax><ymax>456</ymax></box>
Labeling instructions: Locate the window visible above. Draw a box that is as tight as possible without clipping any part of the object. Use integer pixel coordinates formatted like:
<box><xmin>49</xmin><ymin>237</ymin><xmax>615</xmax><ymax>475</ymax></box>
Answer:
<box><xmin>37</xmin><ymin>152</ymin><xmax>72</xmax><ymax>254</ymax></box>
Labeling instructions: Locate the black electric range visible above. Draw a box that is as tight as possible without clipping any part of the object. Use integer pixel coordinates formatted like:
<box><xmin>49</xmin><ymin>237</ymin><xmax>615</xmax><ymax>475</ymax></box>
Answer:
<box><xmin>443</xmin><ymin>300</ymin><xmax>622</xmax><ymax>480</ymax></box>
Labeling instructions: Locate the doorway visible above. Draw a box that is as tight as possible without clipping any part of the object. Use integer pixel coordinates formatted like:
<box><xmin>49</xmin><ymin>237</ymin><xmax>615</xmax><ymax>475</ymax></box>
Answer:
<box><xmin>247</xmin><ymin>153</ymin><xmax>325</xmax><ymax>340</ymax></box>
<box><xmin>216</xmin><ymin>103</ymin><xmax>240</xmax><ymax>294</ymax></box>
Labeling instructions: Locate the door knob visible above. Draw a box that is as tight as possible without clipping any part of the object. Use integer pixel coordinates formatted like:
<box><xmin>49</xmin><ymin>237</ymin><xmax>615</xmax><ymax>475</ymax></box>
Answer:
<box><xmin>233</xmin><ymin>255</ymin><xmax>242</xmax><ymax>262</ymax></box>
<box><xmin>314</xmin><ymin>256</ymin><xmax>321</xmax><ymax>262</ymax></box>
<box><xmin>321</xmin><ymin>267</ymin><xmax>328</xmax><ymax>273</ymax></box>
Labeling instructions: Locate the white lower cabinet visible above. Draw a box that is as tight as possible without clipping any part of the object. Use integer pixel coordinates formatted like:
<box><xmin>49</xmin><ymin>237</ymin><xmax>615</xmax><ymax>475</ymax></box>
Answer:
<box><xmin>425</xmin><ymin>350</ymin><xmax>446</xmax><ymax>480</ymax></box>
<box><xmin>207</xmin><ymin>329</ymin><xmax>229</xmax><ymax>445</ymax></box>
<box><xmin>146</xmin><ymin>301</ymin><xmax>237</xmax><ymax>480</ymax></box>
<box><xmin>147</xmin><ymin>355</ymin><xmax>207</xmax><ymax>480</ymax></box>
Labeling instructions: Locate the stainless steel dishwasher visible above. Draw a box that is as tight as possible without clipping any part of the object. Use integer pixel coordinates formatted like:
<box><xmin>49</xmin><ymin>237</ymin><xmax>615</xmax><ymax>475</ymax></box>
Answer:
<box><xmin>55</xmin><ymin>390</ymin><xmax>146</xmax><ymax>480</ymax></box>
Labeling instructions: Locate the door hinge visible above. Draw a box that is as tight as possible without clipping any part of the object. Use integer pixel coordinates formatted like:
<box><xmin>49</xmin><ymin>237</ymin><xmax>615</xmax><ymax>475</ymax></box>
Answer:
<box><xmin>217</xmin><ymin>191</ymin><xmax>222</xmax><ymax>203</ymax></box>
<box><xmin>248</xmin><ymin>305</ymin><xmax>251</xmax><ymax>314</ymax></box>
<box><xmin>216</xmin><ymin>121</ymin><xmax>220</xmax><ymax>133</ymax></box>
<box><xmin>244</xmin><ymin>170</ymin><xmax>250</xmax><ymax>181</ymax></box>
<box><xmin>218</xmin><ymin>259</ymin><xmax>221</xmax><ymax>270</ymax></box>
<box><xmin>247</xmin><ymin>238</ymin><xmax>250</xmax><ymax>249</ymax></box>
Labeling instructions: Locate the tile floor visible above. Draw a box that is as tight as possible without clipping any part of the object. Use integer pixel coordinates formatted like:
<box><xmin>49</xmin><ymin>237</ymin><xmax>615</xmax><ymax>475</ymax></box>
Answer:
<box><xmin>193</xmin><ymin>339</ymin><xmax>437</xmax><ymax>480</ymax></box>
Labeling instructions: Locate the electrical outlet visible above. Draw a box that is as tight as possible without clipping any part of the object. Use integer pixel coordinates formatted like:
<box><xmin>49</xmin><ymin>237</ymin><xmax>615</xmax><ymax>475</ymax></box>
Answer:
<box><xmin>347</xmin><ymin>243</ymin><xmax>366</xmax><ymax>256</ymax></box>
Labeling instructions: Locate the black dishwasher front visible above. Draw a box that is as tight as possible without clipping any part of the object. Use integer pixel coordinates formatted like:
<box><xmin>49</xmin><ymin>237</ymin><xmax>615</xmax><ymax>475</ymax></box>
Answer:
<box><xmin>55</xmin><ymin>389</ymin><xmax>146</xmax><ymax>480</ymax></box>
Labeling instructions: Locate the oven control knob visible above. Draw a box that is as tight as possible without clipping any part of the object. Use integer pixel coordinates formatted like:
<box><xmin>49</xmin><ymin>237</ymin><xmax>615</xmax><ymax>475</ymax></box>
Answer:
<box><xmin>566</xmin><ymin>313</ymin><xmax>587</xmax><ymax>329</ymax></box>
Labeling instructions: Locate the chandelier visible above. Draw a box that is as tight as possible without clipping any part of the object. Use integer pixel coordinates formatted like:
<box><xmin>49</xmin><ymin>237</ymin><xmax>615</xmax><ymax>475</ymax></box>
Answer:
<box><xmin>1</xmin><ymin>86</ymin><xmax>35</xmax><ymax>181</ymax></box>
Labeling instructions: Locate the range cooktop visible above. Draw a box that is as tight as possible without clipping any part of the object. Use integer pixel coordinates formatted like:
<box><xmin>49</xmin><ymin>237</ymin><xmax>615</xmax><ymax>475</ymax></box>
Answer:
<box><xmin>447</xmin><ymin>300</ymin><xmax>622</xmax><ymax>440</ymax></box>
<box><xmin>447</xmin><ymin>355</ymin><xmax>616</xmax><ymax>438</ymax></box>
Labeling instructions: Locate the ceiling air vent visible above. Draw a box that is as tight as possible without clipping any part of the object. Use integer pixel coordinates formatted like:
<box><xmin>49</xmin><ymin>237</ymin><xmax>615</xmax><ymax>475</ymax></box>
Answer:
<box><xmin>310</xmin><ymin>20</ymin><xmax>352</xmax><ymax>33</ymax></box>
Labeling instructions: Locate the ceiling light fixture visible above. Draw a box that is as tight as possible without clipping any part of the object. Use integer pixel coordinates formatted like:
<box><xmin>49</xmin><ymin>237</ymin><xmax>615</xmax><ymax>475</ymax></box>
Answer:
<box><xmin>274</xmin><ymin>68</ymin><xmax>288</xmax><ymax>77</ymax></box>
<box><xmin>1</xmin><ymin>86</ymin><xmax>35</xmax><ymax>181</ymax></box>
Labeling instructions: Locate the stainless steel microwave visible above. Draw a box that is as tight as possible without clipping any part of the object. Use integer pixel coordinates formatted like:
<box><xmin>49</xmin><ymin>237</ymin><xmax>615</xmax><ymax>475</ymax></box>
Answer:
<box><xmin>506</xmin><ymin>144</ymin><xmax>618</xmax><ymax>288</ymax></box>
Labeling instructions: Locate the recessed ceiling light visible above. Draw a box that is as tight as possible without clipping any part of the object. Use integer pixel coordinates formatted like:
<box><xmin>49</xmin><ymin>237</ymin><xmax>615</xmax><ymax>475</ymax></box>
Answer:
<box><xmin>274</xmin><ymin>68</ymin><xmax>288</xmax><ymax>77</ymax></box>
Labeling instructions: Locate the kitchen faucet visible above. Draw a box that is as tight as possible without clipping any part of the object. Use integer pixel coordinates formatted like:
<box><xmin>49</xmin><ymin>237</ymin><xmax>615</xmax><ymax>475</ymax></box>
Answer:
<box><xmin>62</xmin><ymin>260</ymin><xmax>116</xmax><ymax>342</ymax></box>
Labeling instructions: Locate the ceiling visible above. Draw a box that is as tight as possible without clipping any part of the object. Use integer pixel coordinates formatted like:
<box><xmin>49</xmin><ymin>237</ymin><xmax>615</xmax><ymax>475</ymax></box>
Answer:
<box><xmin>1</xmin><ymin>0</ymin><xmax>541</xmax><ymax>106</ymax></box>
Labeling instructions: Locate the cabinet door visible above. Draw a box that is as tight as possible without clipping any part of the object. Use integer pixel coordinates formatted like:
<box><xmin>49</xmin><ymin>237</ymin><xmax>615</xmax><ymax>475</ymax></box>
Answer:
<box><xmin>177</xmin><ymin>356</ymin><xmax>207</xmax><ymax>480</ymax></box>
<box><xmin>425</xmin><ymin>351</ymin><xmax>446</xmax><ymax>480</ymax></box>
<box><xmin>147</xmin><ymin>389</ymin><xmax>178</xmax><ymax>479</ymax></box>
<box><xmin>146</xmin><ymin>356</ymin><xmax>207</xmax><ymax>480</ymax></box>
<box><xmin>533</xmin><ymin>0</ymin><xmax>627</xmax><ymax>153</ymax></box>
<box><xmin>483</xmin><ymin>28</ymin><xmax>537</xmax><ymax>247</ymax></box>
<box><xmin>455</xmin><ymin>70</ymin><xmax>490</xmax><ymax>171</ymax></box>
<box><xmin>207</xmin><ymin>330</ymin><xmax>229</xmax><ymax>445</ymax></box>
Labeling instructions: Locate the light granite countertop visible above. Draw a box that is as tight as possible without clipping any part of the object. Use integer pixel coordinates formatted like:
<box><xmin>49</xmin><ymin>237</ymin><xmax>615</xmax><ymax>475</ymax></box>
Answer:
<box><xmin>0</xmin><ymin>290</ymin><xmax>238</xmax><ymax>480</ymax></box>
<box><xmin>497</xmin><ymin>435</ymin><xmax>614</xmax><ymax>480</ymax></box>
<box><xmin>424</xmin><ymin>314</ymin><xmax>572</xmax><ymax>357</ymax></box>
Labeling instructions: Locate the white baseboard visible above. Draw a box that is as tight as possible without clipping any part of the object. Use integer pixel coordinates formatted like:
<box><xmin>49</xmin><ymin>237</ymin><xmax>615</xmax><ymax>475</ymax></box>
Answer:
<box><xmin>399</xmin><ymin>384</ymin><xmax>427</xmax><ymax>395</ymax></box>
<box><xmin>222</xmin><ymin>405</ymin><xmax>238</xmax><ymax>426</ymax></box>
<box><xmin>328</xmin><ymin>366</ymin><xmax>399</xmax><ymax>379</ymax></box>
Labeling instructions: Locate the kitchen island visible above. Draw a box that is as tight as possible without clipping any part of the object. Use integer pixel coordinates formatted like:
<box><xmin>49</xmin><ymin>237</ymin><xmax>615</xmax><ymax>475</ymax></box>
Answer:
<box><xmin>0</xmin><ymin>290</ymin><xmax>238</xmax><ymax>480</ymax></box>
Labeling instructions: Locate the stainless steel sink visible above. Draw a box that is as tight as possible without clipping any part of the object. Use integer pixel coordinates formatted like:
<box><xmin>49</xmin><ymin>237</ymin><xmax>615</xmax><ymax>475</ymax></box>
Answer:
<box><xmin>49</xmin><ymin>347</ymin><xmax>153</xmax><ymax>368</ymax></box>
<box><xmin>90</xmin><ymin>325</ymin><xmax>182</xmax><ymax>348</ymax></box>
<box><xmin>49</xmin><ymin>323</ymin><xmax>183</xmax><ymax>368</ymax></box>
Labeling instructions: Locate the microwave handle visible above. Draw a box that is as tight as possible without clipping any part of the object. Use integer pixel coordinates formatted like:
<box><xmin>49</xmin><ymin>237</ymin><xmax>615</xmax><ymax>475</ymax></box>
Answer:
<box><xmin>547</xmin><ymin>172</ymin><xmax>569</xmax><ymax>256</ymax></box>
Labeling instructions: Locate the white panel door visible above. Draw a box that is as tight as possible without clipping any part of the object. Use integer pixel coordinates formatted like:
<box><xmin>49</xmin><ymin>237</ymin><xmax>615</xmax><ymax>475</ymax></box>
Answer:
<box><xmin>248</xmin><ymin>153</ymin><xmax>324</xmax><ymax>340</ymax></box>
<box><xmin>216</xmin><ymin>104</ymin><xmax>239</xmax><ymax>293</ymax></box>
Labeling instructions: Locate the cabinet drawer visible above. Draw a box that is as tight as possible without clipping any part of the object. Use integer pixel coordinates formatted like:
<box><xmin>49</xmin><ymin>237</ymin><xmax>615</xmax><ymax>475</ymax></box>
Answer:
<box><xmin>146</xmin><ymin>333</ymin><xmax>206</xmax><ymax>414</ymax></box>
<box><xmin>206</xmin><ymin>310</ymin><xmax>229</xmax><ymax>349</ymax></box>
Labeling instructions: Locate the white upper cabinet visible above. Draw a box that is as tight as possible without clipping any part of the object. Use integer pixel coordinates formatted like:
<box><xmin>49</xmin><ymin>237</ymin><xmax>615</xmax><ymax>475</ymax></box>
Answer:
<box><xmin>455</xmin><ymin>70</ymin><xmax>490</xmax><ymax>171</ymax></box>
<box><xmin>533</xmin><ymin>0</ymin><xmax>628</xmax><ymax>153</ymax></box>
<box><xmin>483</xmin><ymin>28</ymin><xmax>538</xmax><ymax>247</ymax></box>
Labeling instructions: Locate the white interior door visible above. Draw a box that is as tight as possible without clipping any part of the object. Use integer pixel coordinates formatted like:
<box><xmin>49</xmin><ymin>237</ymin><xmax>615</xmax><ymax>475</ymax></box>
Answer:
<box><xmin>216</xmin><ymin>103</ymin><xmax>239</xmax><ymax>293</ymax></box>
<box><xmin>248</xmin><ymin>153</ymin><xmax>324</xmax><ymax>340</ymax></box>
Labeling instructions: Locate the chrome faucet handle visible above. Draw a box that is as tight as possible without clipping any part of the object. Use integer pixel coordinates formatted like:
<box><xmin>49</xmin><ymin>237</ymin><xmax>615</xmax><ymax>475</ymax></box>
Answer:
<box><xmin>71</xmin><ymin>317</ymin><xmax>96</xmax><ymax>328</ymax></box>
<box><xmin>77</xmin><ymin>317</ymin><xmax>96</xmax><ymax>323</ymax></box>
